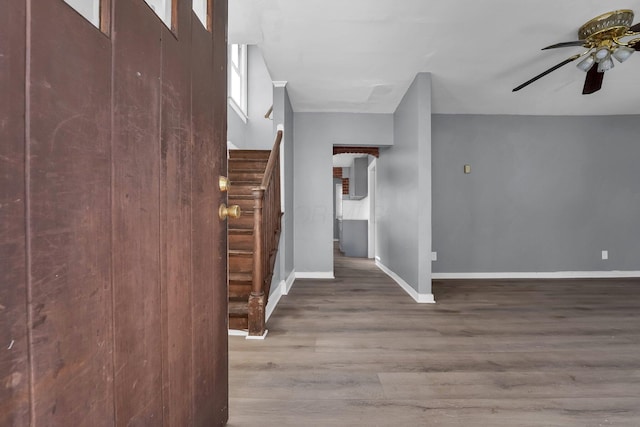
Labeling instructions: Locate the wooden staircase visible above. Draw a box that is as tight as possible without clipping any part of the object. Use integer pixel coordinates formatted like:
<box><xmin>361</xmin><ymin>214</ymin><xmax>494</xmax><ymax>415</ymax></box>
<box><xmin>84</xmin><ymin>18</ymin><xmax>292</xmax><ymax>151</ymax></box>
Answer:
<box><xmin>227</xmin><ymin>132</ymin><xmax>289</xmax><ymax>341</ymax></box>
<box><xmin>228</xmin><ymin>150</ymin><xmax>270</xmax><ymax>331</ymax></box>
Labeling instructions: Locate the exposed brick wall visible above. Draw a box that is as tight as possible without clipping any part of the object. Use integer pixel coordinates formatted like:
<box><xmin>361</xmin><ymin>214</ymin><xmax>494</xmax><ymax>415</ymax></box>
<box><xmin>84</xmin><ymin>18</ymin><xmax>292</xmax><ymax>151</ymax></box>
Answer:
<box><xmin>333</xmin><ymin>146</ymin><xmax>379</xmax><ymax>157</ymax></box>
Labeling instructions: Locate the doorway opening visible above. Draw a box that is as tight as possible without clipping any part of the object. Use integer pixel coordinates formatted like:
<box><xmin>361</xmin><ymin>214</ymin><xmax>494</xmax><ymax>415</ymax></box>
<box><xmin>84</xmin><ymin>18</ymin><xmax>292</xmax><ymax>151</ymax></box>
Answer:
<box><xmin>332</xmin><ymin>151</ymin><xmax>377</xmax><ymax>261</ymax></box>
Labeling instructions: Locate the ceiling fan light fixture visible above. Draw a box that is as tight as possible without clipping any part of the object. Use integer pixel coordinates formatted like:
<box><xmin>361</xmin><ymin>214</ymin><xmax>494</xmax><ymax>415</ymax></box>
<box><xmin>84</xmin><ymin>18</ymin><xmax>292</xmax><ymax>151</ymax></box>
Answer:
<box><xmin>595</xmin><ymin>47</ymin><xmax>610</xmax><ymax>61</ymax></box>
<box><xmin>597</xmin><ymin>56</ymin><xmax>614</xmax><ymax>72</ymax></box>
<box><xmin>612</xmin><ymin>46</ymin><xmax>634</xmax><ymax>62</ymax></box>
<box><xmin>576</xmin><ymin>54</ymin><xmax>595</xmax><ymax>71</ymax></box>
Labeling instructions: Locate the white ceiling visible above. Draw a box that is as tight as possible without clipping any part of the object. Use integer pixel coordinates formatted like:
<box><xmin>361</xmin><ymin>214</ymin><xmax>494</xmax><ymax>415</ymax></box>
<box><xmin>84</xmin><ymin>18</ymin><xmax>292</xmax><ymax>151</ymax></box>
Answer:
<box><xmin>229</xmin><ymin>0</ymin><xmax>640</xmax><ymax>115</ymax></box>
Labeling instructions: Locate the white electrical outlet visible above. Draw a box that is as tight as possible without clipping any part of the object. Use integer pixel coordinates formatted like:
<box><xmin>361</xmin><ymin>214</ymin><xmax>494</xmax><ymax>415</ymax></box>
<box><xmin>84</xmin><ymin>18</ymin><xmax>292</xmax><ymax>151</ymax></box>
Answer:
<box><xmin>601</xmin><ymin>250</ymin><xmax>609</xmax><ymax>260</ymax></box>
<box><xmin>431</xmin><ymin>252</ymin><xmax>438</xmax><ymax>261</ymax></box>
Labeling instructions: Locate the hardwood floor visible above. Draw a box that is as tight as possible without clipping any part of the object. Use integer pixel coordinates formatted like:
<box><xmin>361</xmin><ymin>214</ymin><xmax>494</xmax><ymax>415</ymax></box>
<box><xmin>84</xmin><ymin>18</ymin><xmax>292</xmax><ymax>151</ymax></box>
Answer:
<box><xmin>228</xmin><ymin>252</ymin><xmax>640</xmax><ymax>426</ymax></box>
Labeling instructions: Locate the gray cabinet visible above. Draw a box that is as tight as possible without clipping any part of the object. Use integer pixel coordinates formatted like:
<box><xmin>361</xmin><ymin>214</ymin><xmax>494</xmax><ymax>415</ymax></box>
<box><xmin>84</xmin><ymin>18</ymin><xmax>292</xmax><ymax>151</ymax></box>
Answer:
<box><xmin>349</xmin><ymin>157</ymin><xmax>368</xmax><ymax>199</ymax></box>
<box><xmin>338</xmin><ymin>219</ymin><xmax>368</xmax><ymax>257</ymax></box>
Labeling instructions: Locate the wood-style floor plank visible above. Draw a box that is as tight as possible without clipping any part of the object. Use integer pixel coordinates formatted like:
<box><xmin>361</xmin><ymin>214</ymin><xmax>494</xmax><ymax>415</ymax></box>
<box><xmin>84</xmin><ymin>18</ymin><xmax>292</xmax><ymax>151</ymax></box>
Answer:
<box><xmin>229</xmin><ymin>251</ymin><xmax>640</xmax><ymax>426</ymax></box>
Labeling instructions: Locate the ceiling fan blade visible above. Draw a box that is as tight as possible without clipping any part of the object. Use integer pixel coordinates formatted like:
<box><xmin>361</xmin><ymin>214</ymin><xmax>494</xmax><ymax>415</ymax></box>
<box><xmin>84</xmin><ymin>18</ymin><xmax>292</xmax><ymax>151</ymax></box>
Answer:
<box><xmin>513</xmin><ymin>54</ymin><xmax>581</xmax><ymax>92</ymax></box>
<box><xmin>630</xmin><ymin>22</ymin><xmax>640</xmax><ymax>32</ymax></box>
<box><xmin>582</xmin><ymin>67</ymin><xmax>604</xmax><ymax>95</ymax></box>
<box><xmin>542</xmin><ymin>41</ymin><xmax>585</xmax><ymax>50</ymax></box>
<box><xmin>630</xmin><ymin>39</ymin><xmax>640</xmax><ymax>51</ymax></box>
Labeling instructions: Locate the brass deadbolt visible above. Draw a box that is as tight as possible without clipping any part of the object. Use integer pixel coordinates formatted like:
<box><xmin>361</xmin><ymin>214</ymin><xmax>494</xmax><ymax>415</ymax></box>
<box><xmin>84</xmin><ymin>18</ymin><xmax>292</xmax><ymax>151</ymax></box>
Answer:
<box><xmin>219</xmin><ymin>176</ymin><xmax>230</xmax><ymax>192</ymax></box>
<box><xmin>219</xmin><ymin>204</ymin><xmax>241</xmax><ymax>220</ymax></box>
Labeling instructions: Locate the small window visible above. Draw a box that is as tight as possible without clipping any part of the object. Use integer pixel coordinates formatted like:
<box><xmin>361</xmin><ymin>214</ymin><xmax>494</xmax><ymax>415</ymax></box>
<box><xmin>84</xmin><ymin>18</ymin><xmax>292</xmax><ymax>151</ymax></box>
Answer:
<box><xmin>63</xmin><ymin>0</ymin><xmax>109</xmax><ymax>33</ymax></box>
<box><xmin>144</xmin><ymin>0</ymin><xmax>173</xmax><ymax>29</ymax></box>
<box><xmin>193</xmin><ymin>0</ymin><xmax>210</xmax><ymax>30</ymax></box>
<box><xmin>228</xmin><ymin>44</ymin><xmax>248</xmax><ymax>117</ymax></box>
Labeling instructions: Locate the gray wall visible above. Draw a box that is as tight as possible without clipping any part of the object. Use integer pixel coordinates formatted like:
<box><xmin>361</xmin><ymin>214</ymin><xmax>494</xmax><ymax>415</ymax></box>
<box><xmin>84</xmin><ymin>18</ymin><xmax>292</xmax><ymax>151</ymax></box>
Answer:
<box><xmin>227</xmin><ymin>45</ymin><xmax>273</xmax><ymax>150</ymax></box>
<box><xmin>273</xmin><ymin>84</ymin><xmax>295</xmax><ymax>282</ymax></box>
<box><xmin>294</xmin><ymin>113</ymin><xmax>393</xmax><ymax>274</ymax></box>
<box><xmin>246</xmin><ymin>45</ymin><xmax>274</xmax><ymax>147</ymax></box>
<box><xmin>377</xmin><ymin>73</ymin><xmax>432</xmax><ymax>295</ymax></box>
<box><xmin>432</xmin><ymin>114</ymin><xmax>640</xmax><ymax>273</ymax></box>
<box><xmin>227</xmin><ymin>101</ymin><xmax>246</xmax><ymax>147</ymax></box>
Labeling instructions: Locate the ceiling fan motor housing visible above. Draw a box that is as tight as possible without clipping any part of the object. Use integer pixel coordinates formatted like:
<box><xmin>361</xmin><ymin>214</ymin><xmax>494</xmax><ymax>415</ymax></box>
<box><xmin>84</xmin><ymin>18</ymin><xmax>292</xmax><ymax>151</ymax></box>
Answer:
<box><xmin>578</xmin><ymin>10</ymin><xmax>634</xmax><ymax>41</ymax></box>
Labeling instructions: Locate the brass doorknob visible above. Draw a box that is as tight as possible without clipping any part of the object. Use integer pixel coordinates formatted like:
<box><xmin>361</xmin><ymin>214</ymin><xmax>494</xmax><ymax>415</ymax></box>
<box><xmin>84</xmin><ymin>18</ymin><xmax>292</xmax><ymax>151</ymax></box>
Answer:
<box><xmin>219</xmin><ymin>204</ymin><xmax>241</xmax><ymax>220</ymax></box>
<box><xmin>219</xmin><ymin>176</ymin><xmax>230</xmax><ymax>192</ymax></box>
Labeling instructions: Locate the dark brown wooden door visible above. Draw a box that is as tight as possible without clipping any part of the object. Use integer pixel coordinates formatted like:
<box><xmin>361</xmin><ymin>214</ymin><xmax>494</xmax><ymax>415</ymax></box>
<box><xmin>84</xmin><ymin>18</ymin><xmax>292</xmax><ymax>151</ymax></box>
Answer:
<box><xmin>0</xmin><ymin>0</ymin><xmax>228</xmax><ymax>425</ymax></box>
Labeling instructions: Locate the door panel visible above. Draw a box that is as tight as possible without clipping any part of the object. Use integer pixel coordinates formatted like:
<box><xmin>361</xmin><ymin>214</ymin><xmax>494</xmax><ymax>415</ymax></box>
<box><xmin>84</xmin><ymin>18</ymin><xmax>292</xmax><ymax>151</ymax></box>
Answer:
<box><xmin>160</xmin><ymin>0</ymin><xmax>194</xmax><ymax>425</ymax></box>
<box><xmin>112</xmin><ymin>0</ymin><xmax>163</xmax><ymax>424</ymax></box>
<box><xmin>191</xmin><ymin>1</ymin><xmax>228</xmax><ymax>422</ymax></box>
<box><xmin>0</xmin><ymin>0</ymin><xmax>28</xmax><ymax>425</ymax></box>
<box><xmin>29</xmin><ymin>0</ymin><xmax>114</xmax><ymax>424</ymax></box>
<box><xmin>210</xmin><ymin>0</ymin><xmax>229</xmax><ymax>422</ymax></box>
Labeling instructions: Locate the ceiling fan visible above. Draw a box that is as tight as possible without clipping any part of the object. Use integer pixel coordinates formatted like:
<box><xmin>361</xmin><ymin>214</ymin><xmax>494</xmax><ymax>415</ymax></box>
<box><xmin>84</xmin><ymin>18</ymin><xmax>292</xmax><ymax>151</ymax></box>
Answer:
<box><xmin>513</xmin><ymin>10</ymin><xmax>640</xmax><ymax>94</ymax></box>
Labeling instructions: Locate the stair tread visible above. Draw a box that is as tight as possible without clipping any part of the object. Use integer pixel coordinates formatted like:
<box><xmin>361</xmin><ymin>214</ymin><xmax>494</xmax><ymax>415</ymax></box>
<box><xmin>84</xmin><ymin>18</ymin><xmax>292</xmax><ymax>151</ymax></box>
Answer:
<box><xmin>229</xmin><ymin>164</ymin><xmax>267</xmax><ymax>169</ymax></box>
<box><xmin>229</xmin><ymin>195</ymin><xmax>257</xmax><ymax>199</ymax></box>
<box><xmin>230</xmin><ymin>172</ymin><xmax>265</xmax><ymax>177</ymax></box>
<box><xmin>230</xmin><ymin>181</ymin><xmax>263</xmax><ymax>186</ymax></box>
<box><xmin>228</xmin><ymin>202</ymin><xmax>256</xmax><ymax>210</ymax></box>
<box><xmin>229</xmin><ymin>272</ymin><xmax>252</xmax><ymax>282</ymax></box>
<box><xmin>229</xmin><ymin>157</ymin><xmax>271</xmax><ymax>162</ymax></box>
<box><xmin>229</xmin><ymin>282</ymin><xmax>251</xmax><ymax>289</ymax></box>
<box><xmin>229</xmin><ymin>301</ymin><xmax>248</xmax><ymax>316</ymax></box>
<box><xmin>229</xmin><ymin>150</ymin><xmax>270</xmax><ymax>155</ymax></box>
<box><xmin>228</xmin><ymin>201</ymin><xmax>253</xmax><ymax>207</ymax></box>
<box><xmin>229</xmin><ymin>318</ymin><xmax>248</xmax><ymax>330</ymax></box>
<box><xmin>229</xmin><ymin>249</ymin><xmax>253</xmax><ymax>256</ymax></box>
<box><xmin>229</xmin><ymin>228</ymin><xmax>253</xmax><ymax>235</ymax></box>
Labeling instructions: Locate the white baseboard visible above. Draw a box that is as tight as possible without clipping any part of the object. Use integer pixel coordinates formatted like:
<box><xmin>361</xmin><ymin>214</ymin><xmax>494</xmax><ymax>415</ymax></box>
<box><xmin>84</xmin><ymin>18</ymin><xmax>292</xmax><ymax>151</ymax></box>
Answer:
<box><xmin>228</xmin><ymin>329</ymin><xmax>269</xmax><ymax>340</ymax></box>
<box><xmin>375</xmin><ymin>260</ymin><xmax>435</xmax><ymax>303</ymax></box>
<box><xmin>229</xmin><ymin>329</ymin><xmax>269</xmax><ymax>340</ymax></box>
<box><xmin>432</xmin><ymin>271</ymin><xmax>640</xmax><ymax>280</ymax></box>
<box><xmin>295</xmin><ymin>271</ymin><xmax>335</xmax><ymax>279</ymax></box>
<box><xmin>265</xmin><ymin>284</ymin><xmax>284</xmax><ymax>323</ymax></box>
<box><xmin>265</xmin><ymin>270</ymin><xmax>296</xmax><ymax>322</ymax></box>
<box><xmin>283</xmin><ymin>269</ymin><xmax>296</xmax><ymax>295</ymax></box>
<box><xmin>246</xmin><ymin>330</ymin><xmax>268</xmax><ymax>340</ymax></box>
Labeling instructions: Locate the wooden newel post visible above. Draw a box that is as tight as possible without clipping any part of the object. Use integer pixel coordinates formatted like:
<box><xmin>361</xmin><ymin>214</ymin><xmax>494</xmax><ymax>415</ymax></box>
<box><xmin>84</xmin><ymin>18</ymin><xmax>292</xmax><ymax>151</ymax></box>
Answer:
<box><xmin>249</xmin><ymin>188</ymin><xmax>266</xmax><ymax>336</ymax></box>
